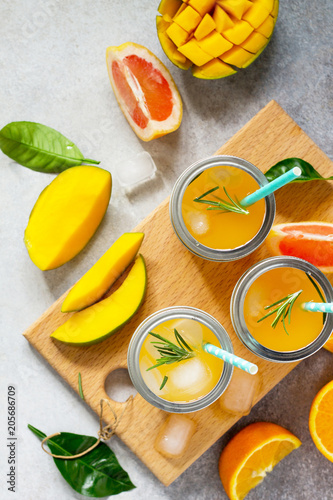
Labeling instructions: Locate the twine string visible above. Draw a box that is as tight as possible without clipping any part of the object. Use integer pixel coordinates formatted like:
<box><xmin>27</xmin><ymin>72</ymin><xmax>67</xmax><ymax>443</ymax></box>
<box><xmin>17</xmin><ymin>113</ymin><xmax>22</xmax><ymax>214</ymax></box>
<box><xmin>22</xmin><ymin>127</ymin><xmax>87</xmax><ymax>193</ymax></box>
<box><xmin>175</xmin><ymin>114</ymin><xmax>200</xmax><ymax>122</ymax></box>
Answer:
<box><xmin>41</xmin><ymin>395</ymin><xmax>133</xmax><ymax>460</ymax></box>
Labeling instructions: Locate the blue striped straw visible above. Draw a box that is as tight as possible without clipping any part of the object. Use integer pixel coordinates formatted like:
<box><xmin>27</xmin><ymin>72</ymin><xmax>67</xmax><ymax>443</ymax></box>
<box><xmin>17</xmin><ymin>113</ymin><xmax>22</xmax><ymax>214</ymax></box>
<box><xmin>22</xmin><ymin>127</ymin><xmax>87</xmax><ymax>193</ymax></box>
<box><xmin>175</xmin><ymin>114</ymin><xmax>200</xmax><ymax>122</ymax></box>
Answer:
<box><xmin>303</xmin><ymin>302</ymin><xmax>333</xmax><ymax>313</ymax></box>
<box><xmin>240</xmin><ymin>167</ymin><xmax>302</xmax><ymax>207</ymax></box>
<box><xmin>203</xmin><ymin>343</ymin><xmax>258</xmax><ymax>375</ymax></box>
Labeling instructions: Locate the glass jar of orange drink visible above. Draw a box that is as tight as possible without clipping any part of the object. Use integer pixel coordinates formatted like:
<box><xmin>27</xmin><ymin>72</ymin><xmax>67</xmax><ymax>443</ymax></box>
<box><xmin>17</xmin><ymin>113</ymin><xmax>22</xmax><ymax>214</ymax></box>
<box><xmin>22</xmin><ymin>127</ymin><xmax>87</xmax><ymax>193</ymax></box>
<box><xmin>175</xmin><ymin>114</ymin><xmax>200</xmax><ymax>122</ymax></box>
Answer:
<box><xmin>169</xmin><ymin>155</ymin><xmax>276</xmax><ymax>261</ymax></box>
<box><xmin>231</xmin><ymin>256</ymin><xmax>333</xmax><ymax>362</ymax></box>
<box><xmin>127</xmin><ymin>306</ymin><xmax>233</xmax><ymax>413</ymax></box>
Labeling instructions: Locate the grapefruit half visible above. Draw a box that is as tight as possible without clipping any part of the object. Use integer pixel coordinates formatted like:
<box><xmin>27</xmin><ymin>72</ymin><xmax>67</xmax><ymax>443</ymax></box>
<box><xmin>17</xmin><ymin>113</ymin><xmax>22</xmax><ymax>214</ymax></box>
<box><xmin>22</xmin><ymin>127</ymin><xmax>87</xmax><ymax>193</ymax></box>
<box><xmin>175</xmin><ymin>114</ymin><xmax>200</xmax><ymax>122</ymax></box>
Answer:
<box><xmin>106</xmin><ymin>42</ymin><xmax>182</xmax><ymax>141</ymax></box>
<box><xmin>266</xmin><ymin>221</ymin><xmax>333</xmax><ymax>273</ymax></box>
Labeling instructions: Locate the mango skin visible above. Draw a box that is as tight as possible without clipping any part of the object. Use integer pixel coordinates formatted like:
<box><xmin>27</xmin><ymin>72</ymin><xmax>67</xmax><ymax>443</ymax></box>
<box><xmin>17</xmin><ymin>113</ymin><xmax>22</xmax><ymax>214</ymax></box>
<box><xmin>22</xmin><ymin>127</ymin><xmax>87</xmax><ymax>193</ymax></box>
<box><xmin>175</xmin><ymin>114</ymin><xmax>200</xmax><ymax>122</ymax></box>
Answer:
<box><xmin>51</xmin><ymin>255</ymin><xmax>147</xmax><ymax>346</ymax></box>
<box><xmin>24</xmin><ymin>166</ymin><xmax>111</xmax><ymax>270</ymax></box>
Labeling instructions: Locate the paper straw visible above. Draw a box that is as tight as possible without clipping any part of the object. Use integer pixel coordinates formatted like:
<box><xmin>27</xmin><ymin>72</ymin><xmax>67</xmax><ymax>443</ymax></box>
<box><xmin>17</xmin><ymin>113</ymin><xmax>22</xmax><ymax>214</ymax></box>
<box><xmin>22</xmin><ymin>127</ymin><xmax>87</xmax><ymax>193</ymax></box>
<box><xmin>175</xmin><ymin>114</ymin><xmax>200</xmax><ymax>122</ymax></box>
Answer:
<box><xmin>303</xmin><ymin>302</ymin><xmax>333</xmax><ymax>313</ymax></box>
<box><xmin>240</xmin><ymin>167</ymin><xmax>302</xmax><ymax>207</ymax></box>
<box><xmin>203</xmin><ymin>343</ymin><xmax>258</xmax><ymax>375</ymax></box>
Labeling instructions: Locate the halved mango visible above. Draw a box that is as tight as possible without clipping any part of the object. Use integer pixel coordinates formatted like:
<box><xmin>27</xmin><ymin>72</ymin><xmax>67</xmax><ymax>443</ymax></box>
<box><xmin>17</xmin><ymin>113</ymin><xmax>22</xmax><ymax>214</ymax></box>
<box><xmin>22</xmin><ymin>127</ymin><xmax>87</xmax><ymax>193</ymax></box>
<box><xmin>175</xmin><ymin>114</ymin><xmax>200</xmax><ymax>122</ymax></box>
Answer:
<box><xmin>51</xmin><ymin>254</ymin><xmax>147</xmax><ymax>345</ymax></box>
<box><xmin>61</xmin><ymin>232</ymin><xmax>144</xmax><ymax>312</ymax></box>
<box><xmin>156</xmin><ymin>0</ymin><xmax>278</xmax><ymax>78</ymax></box>
<box><xmin>24</xmin><ymin>166</ymin><xmax>111</xmax><ymax>270</ymax></box>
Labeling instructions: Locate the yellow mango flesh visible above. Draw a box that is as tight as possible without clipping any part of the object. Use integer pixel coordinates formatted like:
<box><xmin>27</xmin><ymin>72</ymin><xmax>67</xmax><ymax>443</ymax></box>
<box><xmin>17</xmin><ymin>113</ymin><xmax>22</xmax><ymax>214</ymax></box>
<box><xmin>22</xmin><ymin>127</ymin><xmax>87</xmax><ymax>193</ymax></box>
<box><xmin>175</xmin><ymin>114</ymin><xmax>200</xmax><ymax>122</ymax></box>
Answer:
<box><xmin>198</xmin><ymin>30</ymin><xmax>233</xmax><ymax>57</ymax></box>
<box><xmin>166</xmin><ymin>22</ymin><xmax>189</xmax><ymax>46</ymax></box>
<box><xmin>188</xmin><ymin>0</ymin><xmax>216</xmax><ymax>17</ymax></box>
<box><xmin>61</xmin><ymin>232</ymin><xmax>144</xmax><ymax>312</ymax></box>
<box><xmin>220</xmin><ymin>45</ymin><xmax>254</xmax><ymax>67</ymax></box>
<box><xmin>241</xmin><ymin>31</ymin><xmax>268</xmax><ymax>53</ymax></box>
<box><xmin>156</xmin><ymin>0</ymin><xmax>278</xmax><ymax>78</ymax></box>
<box><xmin>178</xmin><ymin>38</ymin><xmax>214</xmax><ymax>65</ymax></box>
<box><xmin>158</xmin><ymin>0</ymin><xmax>182</xmax><ymax>18</ymax></box>
<box><xmin>24</xmin><ymin>166</ymin><xmax>111</xmax><ymax>270</ymax></box>
<box><xmin>192</xmin><ymin>58</ymin><xmax>236</xmax><ymax>78</ymax></box>
<box><xmin>194</xmin><ymin>13</ymin><xmax>216</xmax><ymax>40</ymax></box>
<box><xmin>52</xmin><ymin>254</ymin><xmax>147</xmax><ymax>345</ymax></box>
<box><xmin>174</xmin><ymin>6</ymin><xmax>202</xmax><ymax>31</ymax></box>
<box><xmin>157</xmin><ymin>16</ymin><xmax>192</xmax><ymax>69</ymax></box>
<box><xmin>213</xmin><ymin>5</ymin><xmax>234</xmax><ymax>32</ymax></box>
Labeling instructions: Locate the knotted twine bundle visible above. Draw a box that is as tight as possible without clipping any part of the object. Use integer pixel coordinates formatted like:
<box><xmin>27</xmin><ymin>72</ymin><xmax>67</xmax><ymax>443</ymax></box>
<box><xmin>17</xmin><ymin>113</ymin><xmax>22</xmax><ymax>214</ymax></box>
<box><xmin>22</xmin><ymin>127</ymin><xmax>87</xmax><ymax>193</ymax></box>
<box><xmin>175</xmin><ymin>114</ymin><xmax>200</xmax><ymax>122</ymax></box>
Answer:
<box><xmin>41</xmin><ymin>396</ymin><xmax>133</xmax><ymax>459</ymax></box>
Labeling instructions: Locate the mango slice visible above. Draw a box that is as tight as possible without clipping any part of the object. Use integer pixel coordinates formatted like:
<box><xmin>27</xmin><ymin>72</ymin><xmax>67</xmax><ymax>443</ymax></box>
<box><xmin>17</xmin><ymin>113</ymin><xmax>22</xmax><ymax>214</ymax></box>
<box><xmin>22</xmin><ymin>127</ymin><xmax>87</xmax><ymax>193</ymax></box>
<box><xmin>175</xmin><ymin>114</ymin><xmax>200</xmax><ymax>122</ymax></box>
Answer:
<box><xmin>51</xmin><ymin>254</ymin><xmax>147</xmax><ymax>345</ymax></box>
<box><xmin>156</xmin><ymin>0</ymin><xmax>278</xmax><ymax>78</ymax></box>
<box><xmin>61</xmin><ymin>232</ymin><xmax>144</xmax><ymax>312</ymax></box>
<box><xmin>24</xmin><ymin>166</ymin><xmax>111</xmax><ymax>270</ymax></box>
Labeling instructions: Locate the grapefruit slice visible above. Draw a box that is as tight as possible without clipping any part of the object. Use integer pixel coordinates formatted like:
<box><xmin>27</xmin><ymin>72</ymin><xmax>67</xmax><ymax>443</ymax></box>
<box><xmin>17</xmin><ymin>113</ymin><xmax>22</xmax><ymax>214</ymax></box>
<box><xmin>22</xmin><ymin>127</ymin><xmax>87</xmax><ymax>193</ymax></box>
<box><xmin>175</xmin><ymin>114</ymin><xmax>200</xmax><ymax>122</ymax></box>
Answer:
<box><xmin>106</xmin><ymin>42</ymin><xmax>183</xmax><ymax>141</ymax></box>
<box><xmin>266</xmin><ymin>222</ymin><xmax>333</xmax><ymax>273</ymax></box>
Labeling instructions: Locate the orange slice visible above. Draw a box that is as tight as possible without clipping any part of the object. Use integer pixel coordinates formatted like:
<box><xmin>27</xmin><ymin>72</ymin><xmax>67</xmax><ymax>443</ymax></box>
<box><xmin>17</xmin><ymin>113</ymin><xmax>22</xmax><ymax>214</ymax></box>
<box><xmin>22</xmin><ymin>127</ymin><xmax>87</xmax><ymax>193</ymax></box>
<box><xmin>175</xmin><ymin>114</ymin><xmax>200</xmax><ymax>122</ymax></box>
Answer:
<box><xmin>106</xmin><ymin>42</ymin><xmax>182</xmax><ymax>141</ymax></box>
<box><xmin>219</xmin><ymin>422</ymin><xmax>301</xmax><ymax>500</ymax></box>
<box><xmin>266</xmin><ymin>221</ymin><xmax>333</xmax><ymax>273</ymax></box>
<box><xmin>309</xmin><ymin>379</ymin><xmax>333</xmax><ymax>462</ymax></box>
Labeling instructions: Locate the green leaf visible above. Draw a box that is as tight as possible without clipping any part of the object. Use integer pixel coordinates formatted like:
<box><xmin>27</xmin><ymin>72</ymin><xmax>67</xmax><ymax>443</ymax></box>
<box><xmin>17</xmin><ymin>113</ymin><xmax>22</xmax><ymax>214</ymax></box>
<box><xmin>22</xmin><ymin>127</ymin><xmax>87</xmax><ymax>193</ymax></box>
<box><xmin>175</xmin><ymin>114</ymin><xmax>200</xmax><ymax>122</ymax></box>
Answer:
<box><xmin>28</xmin><ymin>424</ymin><xmax>135</xmax><ymax>497</ymax></box>
<box><xmin>265</xmin><ymin>158</ymin><xmax>333</xmax><ymax>183</ymax></box>
<box><xmin>0</xmin><ymin>121</ymin><xmax>100</xmax><ymax>173</ymax></box>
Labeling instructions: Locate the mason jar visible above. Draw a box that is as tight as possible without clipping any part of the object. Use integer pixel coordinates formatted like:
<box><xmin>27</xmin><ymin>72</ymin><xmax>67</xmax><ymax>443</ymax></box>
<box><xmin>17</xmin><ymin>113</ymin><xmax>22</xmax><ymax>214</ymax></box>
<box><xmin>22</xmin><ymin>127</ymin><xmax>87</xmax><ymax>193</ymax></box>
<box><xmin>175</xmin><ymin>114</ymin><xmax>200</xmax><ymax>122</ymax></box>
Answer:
<box><xmin>169</xmin><ymin>155</ymin><xmax>276</xmax><ymax>262</ymax></box>
<box><xmin>127</xmin><ymin>306</ymin><xmax>234</xmax><ymax>413</ymax></box>
<box><xmin>231</xmin><ymin>256</ymin><xmax>333</xmax><ymax>362</ymax></box>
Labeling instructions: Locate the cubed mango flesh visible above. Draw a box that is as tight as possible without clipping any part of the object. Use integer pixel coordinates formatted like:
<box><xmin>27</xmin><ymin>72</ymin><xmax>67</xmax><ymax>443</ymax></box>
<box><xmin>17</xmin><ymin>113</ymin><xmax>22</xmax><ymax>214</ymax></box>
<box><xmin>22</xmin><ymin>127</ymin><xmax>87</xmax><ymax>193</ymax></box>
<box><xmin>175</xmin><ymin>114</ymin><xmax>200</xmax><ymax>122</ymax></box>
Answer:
<box><xmin>156</xmin><ymin>0</ymin><xmax>278</xmax><ymax>79</ymax></box>
<box><xmin>194</xmin><ymin>14</ymin><xmax>216</xmax><ymax>40</ymax></box>
<box><xmin>178</xmin><ymin>38</ymin><xmax>214</xmax><ymax>65</ymax></box>
<box><xmin>241</xmin><ymin>31</ymin><xmax>268</xmax><ymax>53</ymax></box>
<box><xmin>174</xmin><ymin>5</ymin><xmax>202</xmax><ymax>31</ymax></box>
<box><xmin>220</xmin><ymin>45</ymin><xmax>254</xmax><ymax>67</ymax></box>
<box><xmin>192</xmin><ymin>58</ymin><xmax>236</xmax><ymax>78</ymax></box>
<box><xmin>188</xmin><ymin>0</ymin><xmax>216</xmax><ymax>16</ymax></box>
<box><xmin>243</xmin><ymin>2</ymin><xmax>270</xmax><ymax>29</ymax></box>
<box><xmin>198</xmin><ymin>31</ymin><xmax>233</xmax><ymax>57</ymax></box>
<box><xmin>213</xmin><ymin>5</ymin><xmax>234</xmax><ymax>32</ymax></box>
<box><xmin>223</xmin><ymin>18</ymin><xmax>253</xmax><ymax>44</ymax></box>
<box><xmin>167</xmin><ymin>22</ymin><xmax>189</xmax><ymax>46</ymax></box>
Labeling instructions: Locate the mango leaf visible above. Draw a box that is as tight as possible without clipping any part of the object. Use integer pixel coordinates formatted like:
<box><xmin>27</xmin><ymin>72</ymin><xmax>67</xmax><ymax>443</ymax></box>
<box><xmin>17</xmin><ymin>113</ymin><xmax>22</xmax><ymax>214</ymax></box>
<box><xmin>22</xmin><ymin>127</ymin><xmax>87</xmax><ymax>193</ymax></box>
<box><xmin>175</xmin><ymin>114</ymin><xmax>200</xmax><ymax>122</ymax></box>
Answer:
<box><xmin>265</xmin><ymin>158</ymin><xmax>333</xmax><ymax>183</ymax></box>
<box><xmin>0</xmin><ymin>121</ymin><xmax>100</xmax><ymax>173</ymax></box>
<box><xmin>28</xmin><ymin>424</ymin><xmax>135</xmax><ymax>497</ymax></box>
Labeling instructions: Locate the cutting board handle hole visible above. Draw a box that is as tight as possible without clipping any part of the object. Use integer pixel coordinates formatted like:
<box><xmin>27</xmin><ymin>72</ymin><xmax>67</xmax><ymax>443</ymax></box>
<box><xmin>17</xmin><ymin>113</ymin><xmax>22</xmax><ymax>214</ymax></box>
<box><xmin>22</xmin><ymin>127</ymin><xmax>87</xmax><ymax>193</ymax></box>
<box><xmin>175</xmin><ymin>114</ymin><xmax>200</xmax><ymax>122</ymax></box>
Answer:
<box><xmin>104</xmin><ymin>368</ymin><xmax>137</xmax><ymax>403</ymax></box>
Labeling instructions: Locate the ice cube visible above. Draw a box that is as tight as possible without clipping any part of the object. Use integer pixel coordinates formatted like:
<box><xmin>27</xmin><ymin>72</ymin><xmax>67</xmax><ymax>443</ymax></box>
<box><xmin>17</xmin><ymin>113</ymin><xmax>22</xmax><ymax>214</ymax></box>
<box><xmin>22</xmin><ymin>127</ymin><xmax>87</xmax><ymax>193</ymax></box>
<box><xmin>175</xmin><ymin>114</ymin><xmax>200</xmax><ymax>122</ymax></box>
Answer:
<box><xmin>169</xmin><ymin>357</ymin><xmax>209</xmax><ymax>395</ymax></box>
<box><xmin>172</xmin><ymin>318</ymin><xmax>203</xmax><ymax>348</ymax></box>
<box><xmin>185</xmin><ymin>210</ymin><xmax>209</xmax><ymax>236</ymax></box>
<box><xmin>155</xmin><ymin>414</ymin><xmax>196</xmax><ymax>458</ymax></box>
<box><xmin>140</xmin><ymin>356</ymin><xmax>167</xmax><ymax>396</ymax></box>
<box><xmin>219</xmin><ymin>368</ymin><xmax>261</xmax><ymax>416</ymax></box>
<box><xmin>114</xmin><ymin>151</ymin><xmax>157</xmax><ymax>188</ymax></box>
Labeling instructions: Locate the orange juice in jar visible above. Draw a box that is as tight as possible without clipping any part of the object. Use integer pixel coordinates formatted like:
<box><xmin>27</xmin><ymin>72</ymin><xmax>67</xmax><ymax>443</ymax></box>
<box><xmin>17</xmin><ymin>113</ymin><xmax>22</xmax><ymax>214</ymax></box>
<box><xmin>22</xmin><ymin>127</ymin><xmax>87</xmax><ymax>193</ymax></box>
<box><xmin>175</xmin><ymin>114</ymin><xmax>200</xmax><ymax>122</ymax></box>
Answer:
<box><xmin>231</xmin><ymin>257</ymin><xmax>333</xmax><ymax>362</ymax></box>
<box><xmin>170</xmin><ymin>156</ymin><xmax>275</xmax><ymax>261</ymax></box>
<box><xmin>128</xmin><ymin>307</ymin><xmax>233</xmax><ymax>413</ymax></box>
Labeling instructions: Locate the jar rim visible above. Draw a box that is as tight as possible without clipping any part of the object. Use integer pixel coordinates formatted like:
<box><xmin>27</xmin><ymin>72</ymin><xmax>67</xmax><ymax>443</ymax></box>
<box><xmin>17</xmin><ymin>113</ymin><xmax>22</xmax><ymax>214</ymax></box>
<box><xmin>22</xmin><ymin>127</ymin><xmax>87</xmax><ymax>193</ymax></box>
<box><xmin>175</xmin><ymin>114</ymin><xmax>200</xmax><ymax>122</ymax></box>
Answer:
<box><xmin>230</xmin><ymin>256</ymin><xmax>333</xmax><ymax>362</ymax></box>
<box><xmin>169</xmin><ymin>155</ymin><xmax>276</xmax><ymax>262</ymax></box>
<box><xmin>127</xmin><ymin>306</ymin><xmax>234</xmax><ymax>413</ymax></box>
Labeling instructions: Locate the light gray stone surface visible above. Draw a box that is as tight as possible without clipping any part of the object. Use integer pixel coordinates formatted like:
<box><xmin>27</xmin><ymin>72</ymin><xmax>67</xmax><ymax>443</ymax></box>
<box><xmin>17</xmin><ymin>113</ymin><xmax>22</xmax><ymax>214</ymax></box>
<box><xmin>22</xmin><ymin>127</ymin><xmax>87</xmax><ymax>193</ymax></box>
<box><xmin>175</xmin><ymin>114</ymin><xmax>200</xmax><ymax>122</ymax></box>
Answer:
<box><xmin>1</xmin><ymin>0</ymin><xmax>333</xmax><ymax>499</ymax></box>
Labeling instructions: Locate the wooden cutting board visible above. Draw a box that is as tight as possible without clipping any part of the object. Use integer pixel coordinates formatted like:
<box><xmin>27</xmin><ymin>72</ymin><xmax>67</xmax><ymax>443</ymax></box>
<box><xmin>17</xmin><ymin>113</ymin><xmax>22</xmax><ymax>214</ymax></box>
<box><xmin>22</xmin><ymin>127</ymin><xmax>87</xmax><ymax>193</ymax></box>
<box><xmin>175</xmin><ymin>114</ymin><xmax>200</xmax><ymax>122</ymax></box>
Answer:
<box><xmin>23</xmin><ymin>101</ymin><xmax>333</xmax><ymax>486</ymax></box>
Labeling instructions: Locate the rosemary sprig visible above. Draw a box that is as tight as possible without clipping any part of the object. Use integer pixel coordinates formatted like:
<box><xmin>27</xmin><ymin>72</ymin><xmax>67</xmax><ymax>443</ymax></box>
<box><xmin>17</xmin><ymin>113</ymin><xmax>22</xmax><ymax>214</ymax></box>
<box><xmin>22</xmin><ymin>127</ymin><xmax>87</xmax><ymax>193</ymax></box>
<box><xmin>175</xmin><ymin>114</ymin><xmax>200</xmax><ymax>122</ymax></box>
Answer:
<box><xmin>257</xmin><ymin>290</ymin><xmax>303</xmax><ymax>335</ymax></box>
<box><xmin>146</xmin><ymin>329</ymin><xmax>195</xmax><ymax>389</ymax></box>
<box><xmin>193</xmin><ymin>186</ymin><xmax>249</xmax><ymax>215</ymax></box>
<box><xmin>78</xmin><ymin>372</ymin><xmax>84</xmax><ymax>400</ymax></box>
